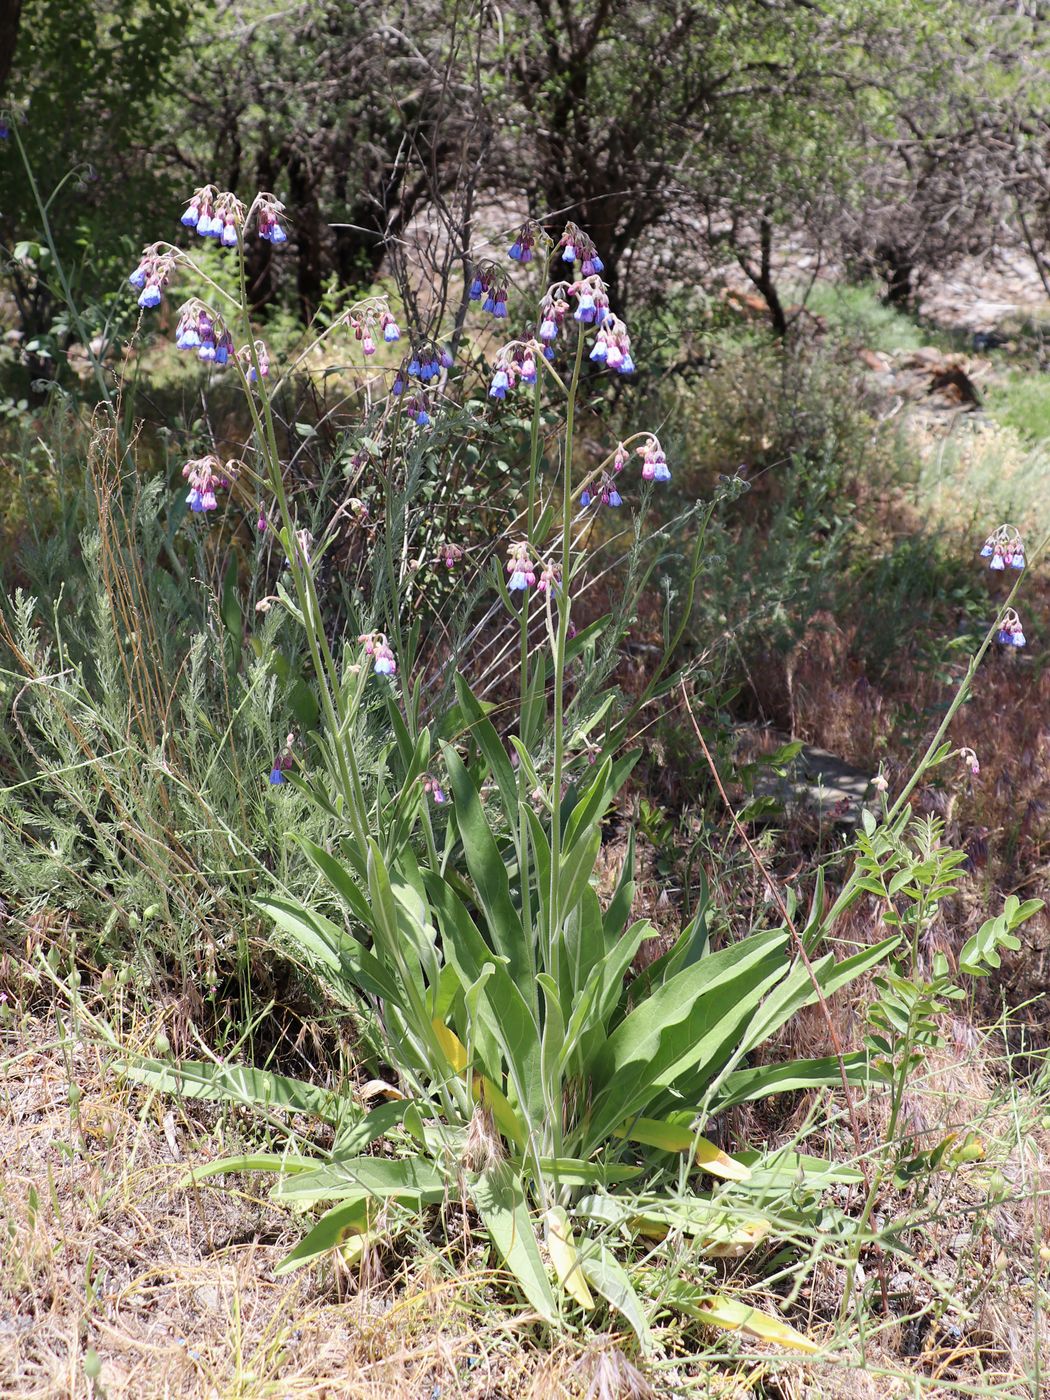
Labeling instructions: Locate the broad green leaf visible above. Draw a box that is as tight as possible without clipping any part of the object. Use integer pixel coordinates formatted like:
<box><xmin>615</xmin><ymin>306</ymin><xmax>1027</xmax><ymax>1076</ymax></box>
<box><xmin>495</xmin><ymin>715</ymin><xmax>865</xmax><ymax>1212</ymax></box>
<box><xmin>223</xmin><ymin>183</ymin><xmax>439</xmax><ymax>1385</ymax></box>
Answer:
<box><xmin>443</xmin><ymin>748</ymin><xmax>529</xmax><ymax>989</ymax></box>
<box><xmin>119</xmin><ymin>1057</ymin><xmax>340</xmax><ymax>1123</ymax></box>
<box><xmin>424</xmin><ymin>871</ymin><xmax>542</xmax><ymax>1119</ymax></box>
<box><xmin>335</xmin><ymin>1100</ymin><xmax>413</xmax><ymax>1156</ymax></box>
<box><xmin>275</xmin><ymin>1155</ymin><xmax>448</xmax><ymax>1207</ymax></box>
<box><xmin>586</xmin><ymin>930</ymin><xmax>788</xmax><ymax>1144</ymax></box>
<box><xmin>560</xmin><ymin>918</ymin><xmax>652</xmax><ymax>1075</ymax></box>
<box><xmin>715</xmin><ymin>1052</ymin><xmax>878</xmax><ymax>1111</ymax></box>
<box><xmin>601</xmin><ymin>827</ymin><xmax>636</xmax><ymax>943</ymax></box>
<box><xmin>520</xmin><ymin>1158</ymin><xmax>644</xmax><ymax>1187</ymax></box>
<box><xmin>579</xmin><ymin>1245</ymin><xmax>653</xmax><ymax>1354</ymax></box>
<box><xmin>178</xmin><ymin>1153</ymin><xmax>322</xmax><ymax>1190</ymax></box>
<box><xmin>257</xmin><ymin>894</ymin><xmax>402</xmax><ymax>1006</ymax></box>
<box><xmin>470</xmin><ymin>1164</ymin><xmax>557</xmax><ymax>1322</ymax></box>
<box><xmin>558</xmin><ymin>824</ymin><xmax>601</xmax><ymax>922</ymax></box>
<box><xmin>274</xmin><ymin>1195</ymin><xmax>371</xmax><ymax>1275</ymax></box>
<box><xmin>732</xmin><ymin>1149</ymin><xmax>864</xmax><ymax>1189</ymax></box>
<box><xmin>454</xmin><ymin>675</ymin><xmax>518</xmax><ymax>821</ymax></box>
<box><xmin>294</xmin><ymin>835</ymin><xmax>372</xmax><ymax>925</ymax></box>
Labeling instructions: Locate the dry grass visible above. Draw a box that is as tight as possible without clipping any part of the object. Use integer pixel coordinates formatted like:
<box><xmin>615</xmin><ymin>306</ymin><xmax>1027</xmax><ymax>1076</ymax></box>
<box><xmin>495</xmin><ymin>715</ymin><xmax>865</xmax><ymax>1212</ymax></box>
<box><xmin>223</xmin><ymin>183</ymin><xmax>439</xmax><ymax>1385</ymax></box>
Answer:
<box><xmin>3</xmin><ymin>1000</ymin><xmax>1050</xmax><ymax>1400</ymax></box>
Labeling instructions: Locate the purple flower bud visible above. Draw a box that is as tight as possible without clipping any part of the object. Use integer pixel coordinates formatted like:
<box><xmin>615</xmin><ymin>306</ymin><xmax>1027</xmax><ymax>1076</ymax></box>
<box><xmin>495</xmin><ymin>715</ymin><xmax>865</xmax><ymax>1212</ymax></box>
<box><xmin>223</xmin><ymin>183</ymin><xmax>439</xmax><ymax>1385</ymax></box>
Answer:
<box><xmin>580</xmin><ymin>489</ymin><xmax>591</xmax><ymax>508</ymax></box>
<box><xmin>539</xmin><ymin>318</ymin><xmax>557</xmax><ymax>342</ymax></box>
<box><xmin>482</xmin><ymin>294</ymin><xmax>496</xmax><ymax>314</ymax></box>
<box><xmin>469</xmin><ymin>277</ymin><xmax>484</xmax><ymax>300</ymax></box>
<box><xmin>269</xmin><ymin>766</ymin><xmax>285</xmax><ymax>785</ymax></box>
<box><xmin>181</xmin><ymin>204</ymin><xmax>200</xmax><ymax>229</ymax></box>
<box><xmin>138</xmin><ymin>284</ymin><xmax>162</xmax><ymax>309</ymax></box>
<box><xmin>489</xmin><ymin>370</ymin><xmax>509</xmax><ymax>399</ymax></box>
<box><xmin>270</xmin><ymin>222</ymin><xmax>287</xmax><ymax>245</ymax></box>
<box><xmin>384</xmin><ymin>321</ymin><xmax>400</xmax><ymax>342</ymax></box>
<box><xmin>589</xmin><ymin>340</ymin><xmax>608</xmax><ymax>362</ymax></box>
<box><xmin>392</xmin><ymin>373</ymin><xmax>405</xmax><ymax>395</ymax></box>
<box><xmin>408</xmin><ymin>356</ymin><xmax>421</xmax><ymax>377</ymax></box>
<box><xmin>221</xmin><ymin>220</ymin><xmax>238</xmax><ymax>248</ymax></box>
<box><xmin>439</xmin><ymin>347</ymin><xmax>454</xmax><ymax>369</ymax></box>
<box><xmin>509</xmin><ymin>241</ymin><xmax>523</xmax><ymax>261</ymax></box>
<box><xmin>128</xmin><ymin>265</ymin><xmax>147</xmax><ymax>289</ymax></box>
<box><xmin>608</xmin><ymin>488</ymin><xmax>622</xmax><ymax>506</ymax></box>
<box><xmin>415</xmin><ymin>409</ymin><xmax>431</xmax><ymax>426</ymax></box>
<box><xmin>562</xmin><ymin>244</ymin><xmax>576</xmax><ymax>263</ymax></box>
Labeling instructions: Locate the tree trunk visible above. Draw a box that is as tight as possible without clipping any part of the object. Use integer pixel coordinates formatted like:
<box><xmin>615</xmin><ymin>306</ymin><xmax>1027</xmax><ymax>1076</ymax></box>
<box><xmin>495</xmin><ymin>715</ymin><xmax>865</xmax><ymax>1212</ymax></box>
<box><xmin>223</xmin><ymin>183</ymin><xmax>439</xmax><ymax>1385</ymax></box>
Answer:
<box><xmin>0</xmin><ymin>0</ymin><xmax>22</xmax><ymax>95</ymax></box>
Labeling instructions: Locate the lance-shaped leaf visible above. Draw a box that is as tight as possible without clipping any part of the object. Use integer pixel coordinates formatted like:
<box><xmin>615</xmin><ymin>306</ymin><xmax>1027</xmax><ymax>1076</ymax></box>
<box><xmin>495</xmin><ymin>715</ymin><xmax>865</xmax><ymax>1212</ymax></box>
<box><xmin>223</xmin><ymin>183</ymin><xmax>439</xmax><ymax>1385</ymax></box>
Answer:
<box><xmin>545</xmin><ymin>1206</ymin><xmax>594</xmax><ymax>1309</ymax></box>
<box><xmin>611</xmin><ymin>1116</ymin><xmax>751</xmax><ymax>1180</ymax></box>
<box><xmin>470</xmin><ymin>1164</ymin><xmax>557</xmax><ymax>1322</ymax></box>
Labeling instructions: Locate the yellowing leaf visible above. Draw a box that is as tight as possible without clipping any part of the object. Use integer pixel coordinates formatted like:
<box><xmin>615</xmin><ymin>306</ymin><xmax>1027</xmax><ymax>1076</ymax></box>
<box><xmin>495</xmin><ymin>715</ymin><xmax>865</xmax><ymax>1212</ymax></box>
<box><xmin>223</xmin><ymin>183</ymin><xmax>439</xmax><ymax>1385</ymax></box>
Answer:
<box><xmin>612</xmin><ymin>1118</ymin><xmax>751</xmax><ymax>1180</ymax></box>
<box><xmin>545</xmin><ymin>1206</ymin><xmax>595</xmax><ymax>1309</ymax></box>
<box><xmin>693</xmin><ymin>1136</ymin><xmax>752</xmax><ymax>1181</ymax></box>
<box><xmin>628</xmin><ymin>1214</ymin><xmax>669</xmax><ymax>1241</ymax></box>
<box><xmin>337</xmin><ymin>1227</ymin><xmax>379</xmax><ymax>1268</ymax></box>
<box><xmin>431</xmin><ymin>1021</ymin><xmax>526</xmax><ymax>1148</ymax></box>
<box><xmin>690</xmin><ymin>1295</ymin><xmax>819</xmax><ymax>1354</ymax></box>
<box><xmin>699</xmin><ymin>1219</ymin><xmax>770</xmax><ymax>1259</ymax></box>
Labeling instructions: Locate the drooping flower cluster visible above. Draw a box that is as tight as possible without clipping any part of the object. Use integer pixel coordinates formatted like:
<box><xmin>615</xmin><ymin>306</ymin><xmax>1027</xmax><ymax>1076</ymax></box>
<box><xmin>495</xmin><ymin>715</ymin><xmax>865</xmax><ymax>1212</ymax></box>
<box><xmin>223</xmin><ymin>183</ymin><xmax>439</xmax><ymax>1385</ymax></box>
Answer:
<box><xmin>997</xmin><ymin>607</ymin><xmax>1026</xmax><ymax>648</ymax></box>
<box><xmin>488</xmin><ymin>341</ymin><xmax>539</xmax><ymax>398</ymax></box>
<box><xmin>438</xmin><ymin>543</ymin><xmax>463</xmax><ymax>570</ymax></box>
<box><xmin>180</xmin><ymin>186</ymin><xmax>246</xmax><ymax>247</ymax></box>
<box><xmin>348</xmin><ymin>300</ymin><xmax>401</xmax><ymax>356</ymax></box>
<box><xmin>422</xmin><ymin>773</ymin><xmax>447</xmax><ymax>804</ymax></box>
<box><xmin>506</xmin><ymin>542</ymin><xmax>538</xmax><ymax>592</ymax></box>
<box><xmin>269</xmin><ymin>734</ymin><xmax>296</xmax><ymax>786</ymax></box>
<box><xmin>254</xmin><ymin>193</ymin><xmax>288</xmax><ymax>245</ymax></box>
<box><xmin>569</xmin><ymin>275</ymin><xmax>611</xmax><ymax>326</ymax></box>
<box><xmin>182</xmin><ymin>454</ymin><xmax>233</xmax><ymax>514</ymax></box>
<box><xmin>508</xmin><ymin>219</ymin><xmax>550</xmax><ymax>265</ymax></box>
<box><xmin>359</xmin><ymin>631</ymin><xmax>397</xmax><ymax>675</ymax></box>
<box><xmin>537</xmin><ymin>290</ymin><xmax>569</xmax><ymax>354</ymax></box>
<box><xmin>468</xmin><ymin>262</ymin><xmax>509</xmax><ymax>318</ymax></box>
<box><xmin>580</xmin><ymin>475</ymin><xmax>622</xmax><ymax>509</ymax></box>
<box><xmin>128</xmin><ymin>245</ymin><xmax>178</xmax><ymax>309</ymax></box>
<box><xmin>639</xmin><ymin>436</ymin><xmax>671</xmax><ymax>483</ymax></box>
<box><xmin>407</xmin><ymin>345</ymin><xmax>453</xmax><ymax>382</ymax></box>
<box><xmin>240</xmin><ymin>340</ymin><xmax>270</xmax><ymax>383</ymax></box>
<box><xmin>980</xmin><ymin>525</ymin><xmax>1026</xmax><ymax>571</ymax></box>
<box><xmin>588</xmin><ymin>313</ymin><xmax>635</xmax><ymax>374</ymax></box>
<box><xmin>958</xmin><ymin>747</ymin><xmax>980</xmax><ymax>777</ymax></box>
<box><xmin>536</xmin><ymin>560</ymin><xmax>560</xmax><ymax>594</ymax></box>
<box><xmin>558</xmin><ymin>222</ymin><xmax>604</xmax><ymax>277</ymax></box>
<box><xmin>175</xmin><ymin>299</ymin><xmax>235</xmax><ymax>364</ymax></box>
